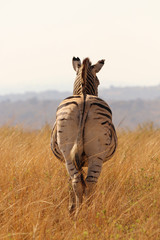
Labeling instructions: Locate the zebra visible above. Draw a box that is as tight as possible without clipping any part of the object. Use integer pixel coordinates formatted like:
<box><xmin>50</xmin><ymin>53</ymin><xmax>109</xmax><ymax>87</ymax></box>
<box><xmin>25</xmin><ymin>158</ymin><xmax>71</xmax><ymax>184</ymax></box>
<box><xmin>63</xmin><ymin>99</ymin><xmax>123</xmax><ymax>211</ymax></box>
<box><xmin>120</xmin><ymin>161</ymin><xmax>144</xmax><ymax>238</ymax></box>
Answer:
<box><xmin>51</xmin><ymin>57</ymin><xmax>117</xmax><ymax>217</ymax></box>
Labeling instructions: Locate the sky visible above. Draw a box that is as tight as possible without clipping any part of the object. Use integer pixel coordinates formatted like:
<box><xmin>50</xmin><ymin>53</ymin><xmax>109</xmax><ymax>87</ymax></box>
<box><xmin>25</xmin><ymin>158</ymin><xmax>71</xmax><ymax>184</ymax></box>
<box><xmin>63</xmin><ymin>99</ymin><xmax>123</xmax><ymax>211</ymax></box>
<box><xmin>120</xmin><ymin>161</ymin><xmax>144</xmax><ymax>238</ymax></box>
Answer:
<box><xmin>0</xmin><ymin>0</ymin><xmax>160</xmax><ymax>95</ymax></box>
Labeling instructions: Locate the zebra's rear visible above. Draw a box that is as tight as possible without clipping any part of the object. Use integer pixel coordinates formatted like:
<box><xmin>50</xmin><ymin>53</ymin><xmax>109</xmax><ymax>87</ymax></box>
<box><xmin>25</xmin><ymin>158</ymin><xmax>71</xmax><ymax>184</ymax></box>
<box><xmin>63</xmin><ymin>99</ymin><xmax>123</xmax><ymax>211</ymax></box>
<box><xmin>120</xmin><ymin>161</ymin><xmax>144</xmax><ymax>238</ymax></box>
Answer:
<box><xmin>56</xmin><ymin>94</ymin><xmax>117</xmax><ymax>174</ymax></box>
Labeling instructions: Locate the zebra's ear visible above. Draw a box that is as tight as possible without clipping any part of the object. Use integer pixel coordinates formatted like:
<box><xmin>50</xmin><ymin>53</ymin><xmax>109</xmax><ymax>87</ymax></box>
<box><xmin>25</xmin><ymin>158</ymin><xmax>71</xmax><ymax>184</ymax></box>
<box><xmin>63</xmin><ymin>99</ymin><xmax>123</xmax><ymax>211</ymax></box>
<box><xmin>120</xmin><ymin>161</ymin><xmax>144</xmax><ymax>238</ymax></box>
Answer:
<box><xmin>92</xmin><ymin>59</ymin><xmax>105</xmax><ymax>73</ymax></box>
<box><xmin>72</xmin><ymin>57</ymin><xmax>81</xmax><ymax>72</ymax></box>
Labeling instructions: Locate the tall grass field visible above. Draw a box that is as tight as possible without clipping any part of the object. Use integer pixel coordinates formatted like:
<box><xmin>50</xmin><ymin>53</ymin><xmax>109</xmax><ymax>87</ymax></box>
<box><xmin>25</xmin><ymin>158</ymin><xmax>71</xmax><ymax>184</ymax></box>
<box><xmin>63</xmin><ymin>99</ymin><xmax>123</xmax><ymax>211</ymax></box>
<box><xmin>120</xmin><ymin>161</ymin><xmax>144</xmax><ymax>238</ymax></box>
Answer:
<box><xmin>0</xmin><ymin>125</ymin><xmax>160</xmax><ymax>239</ymax></box>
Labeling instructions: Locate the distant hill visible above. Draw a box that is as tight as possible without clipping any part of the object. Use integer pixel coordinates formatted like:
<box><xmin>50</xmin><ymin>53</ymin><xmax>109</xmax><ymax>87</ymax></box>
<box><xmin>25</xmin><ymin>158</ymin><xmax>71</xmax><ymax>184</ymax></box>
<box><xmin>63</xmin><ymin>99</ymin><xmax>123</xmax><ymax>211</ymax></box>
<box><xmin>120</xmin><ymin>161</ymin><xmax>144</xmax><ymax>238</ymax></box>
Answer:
<box><xmin>0</xmin><ymin>84</ymin><xmax>160</xmax><ymax>102</ymax></box>
<box><xmin>0</xmin><ymin>98</ymin><xmax>160</xmax><ymax>129</ymax></box>
<box><xmin>0</xmin><ymin>90</ymin><xmax>71</xmax><ymax>102</ymax></box>
<box><xmin>111</xmin><ymin>99</ymin><xmax>160</xmax><ymax>129</ymax></box>
<box><xmin>99</xmin><ymin>85</ymin><xmax>160</xmax><ymax>101</ymax></box>
<box><xmin>0</xmin><ymin>99</ymin><xmax>59</xmax><ymax>129</ymax></box>
<box><xmin>0</xmin><ymin>85</ymin><xmax>160</xmax><ymax>129</ymax></box>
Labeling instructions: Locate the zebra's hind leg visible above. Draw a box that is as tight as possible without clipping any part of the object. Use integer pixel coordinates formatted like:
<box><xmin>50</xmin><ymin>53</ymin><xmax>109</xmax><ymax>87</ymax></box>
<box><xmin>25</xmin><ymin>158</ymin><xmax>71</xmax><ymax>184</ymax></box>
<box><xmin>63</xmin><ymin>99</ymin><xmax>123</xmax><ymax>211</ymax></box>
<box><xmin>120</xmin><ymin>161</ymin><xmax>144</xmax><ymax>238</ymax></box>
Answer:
<box><xmin>85</xmin><ymin>157</ymin><xmax>103</xmax><ymax>203</ymax></box>
<box><xmin>66</xmin><ymin>160</ymin><xmax>84</xmax><ymax>218</ymax></box>
<box><xmin>72</xmin><ymin>175</ymin><xmax>84</xmax><ymax>218</ymax></box>
<box><xmin>85</xmin><ymin>181</ymin><xmax>96</xmax><ymax>203</ymax></box>
<box><xmin>68</xmin><ymin>177</ymin><xmax>76</xmax><ymax>214</ymax></box>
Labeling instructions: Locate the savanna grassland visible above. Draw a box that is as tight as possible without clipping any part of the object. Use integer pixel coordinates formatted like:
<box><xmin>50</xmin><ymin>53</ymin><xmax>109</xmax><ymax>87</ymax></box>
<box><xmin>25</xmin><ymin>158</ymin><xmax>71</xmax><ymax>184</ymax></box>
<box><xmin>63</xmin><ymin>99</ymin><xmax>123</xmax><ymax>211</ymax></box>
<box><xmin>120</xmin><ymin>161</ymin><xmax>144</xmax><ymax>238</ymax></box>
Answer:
<box><xmin>0</xmin><ymin>125</ymin><xmax>160</xmax><ymax>240</ymax></box>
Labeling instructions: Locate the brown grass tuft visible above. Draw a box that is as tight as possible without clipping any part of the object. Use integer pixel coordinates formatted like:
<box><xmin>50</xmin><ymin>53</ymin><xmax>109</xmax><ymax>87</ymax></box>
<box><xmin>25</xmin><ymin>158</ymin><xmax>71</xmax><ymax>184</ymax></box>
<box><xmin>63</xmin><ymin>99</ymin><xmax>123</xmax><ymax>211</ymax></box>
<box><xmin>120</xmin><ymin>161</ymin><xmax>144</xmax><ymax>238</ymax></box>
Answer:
<box><xmin>0</xmin><ymin>124</ymin><xmax>160</xmax><ymax>239</ymax></box>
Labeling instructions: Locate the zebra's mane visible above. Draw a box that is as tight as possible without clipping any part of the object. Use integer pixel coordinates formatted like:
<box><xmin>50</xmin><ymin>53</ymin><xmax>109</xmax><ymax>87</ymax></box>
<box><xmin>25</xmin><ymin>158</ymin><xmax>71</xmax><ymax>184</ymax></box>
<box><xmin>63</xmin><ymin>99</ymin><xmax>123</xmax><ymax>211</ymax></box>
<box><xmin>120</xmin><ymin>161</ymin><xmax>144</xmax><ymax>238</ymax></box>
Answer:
<box><xmin>81</xmin><ymin>58</ymin><xmax>92</xmax><ymax>94</ymax></box>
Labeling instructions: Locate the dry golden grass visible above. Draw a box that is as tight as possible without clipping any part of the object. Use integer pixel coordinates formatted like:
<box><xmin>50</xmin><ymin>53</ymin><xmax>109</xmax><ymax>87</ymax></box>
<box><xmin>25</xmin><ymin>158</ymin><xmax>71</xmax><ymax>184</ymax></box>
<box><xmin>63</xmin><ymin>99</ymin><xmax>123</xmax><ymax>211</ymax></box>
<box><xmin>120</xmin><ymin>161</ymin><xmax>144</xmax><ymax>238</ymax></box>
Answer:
<box><xmin>0</xmin><ymin>124</ymin><xmax>160</xmax><ymax>240</ymax></box>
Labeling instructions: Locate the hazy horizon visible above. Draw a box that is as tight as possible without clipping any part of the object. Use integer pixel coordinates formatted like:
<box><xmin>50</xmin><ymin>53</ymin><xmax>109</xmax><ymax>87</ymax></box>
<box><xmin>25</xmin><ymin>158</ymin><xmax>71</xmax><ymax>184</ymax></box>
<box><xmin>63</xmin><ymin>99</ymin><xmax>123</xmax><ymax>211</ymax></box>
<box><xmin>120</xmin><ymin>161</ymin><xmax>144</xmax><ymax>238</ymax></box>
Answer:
<box><xmin>1</xmin><ymin>82</ymin><xmax>160</xmax><ymax>96</ymax></box>
<box><xmin>1</xmin><ymin>0</ymin><xmax>160</xmax><ymax>95</ymax></box>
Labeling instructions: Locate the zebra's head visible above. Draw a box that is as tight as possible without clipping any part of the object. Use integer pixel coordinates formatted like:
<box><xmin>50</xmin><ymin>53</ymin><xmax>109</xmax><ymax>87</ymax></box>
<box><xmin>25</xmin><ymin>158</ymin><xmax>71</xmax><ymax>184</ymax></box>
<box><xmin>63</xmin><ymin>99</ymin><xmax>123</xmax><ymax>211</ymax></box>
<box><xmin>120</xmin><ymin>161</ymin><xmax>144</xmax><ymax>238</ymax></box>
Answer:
<box><xmin>72</xmin><ymin>57</ymin><xmax>105</xmax><ymax>96</ymax></box>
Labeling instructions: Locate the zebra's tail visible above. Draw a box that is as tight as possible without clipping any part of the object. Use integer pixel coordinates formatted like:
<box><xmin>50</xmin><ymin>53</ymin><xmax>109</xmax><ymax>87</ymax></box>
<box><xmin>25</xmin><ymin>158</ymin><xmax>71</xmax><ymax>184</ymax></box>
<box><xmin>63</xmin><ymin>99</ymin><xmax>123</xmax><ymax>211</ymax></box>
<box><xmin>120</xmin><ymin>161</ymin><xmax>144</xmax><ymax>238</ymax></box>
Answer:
<box><xmin>70</xmin><ymin>140</ymin><xmax>83</xmax><ymax>170</ymax></box>
<box><xmin>70</xmin><ymin>140</ymin><xmax>86</xmax><ymax>187</ymax></box>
